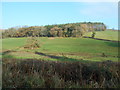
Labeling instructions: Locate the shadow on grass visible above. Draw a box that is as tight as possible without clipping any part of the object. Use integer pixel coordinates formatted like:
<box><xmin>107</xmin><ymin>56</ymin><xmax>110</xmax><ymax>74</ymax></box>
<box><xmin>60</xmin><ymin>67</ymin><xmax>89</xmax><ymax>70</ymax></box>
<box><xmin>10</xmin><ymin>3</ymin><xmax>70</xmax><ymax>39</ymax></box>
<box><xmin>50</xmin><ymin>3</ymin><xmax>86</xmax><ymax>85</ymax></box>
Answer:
<box><xmin>83</xmin><ymin>36</ymin><xmax>119</xmax><ymax>43</ymax></box>
<box><xmin>84</xmin><ymin>36</ymin><xmax>119</xmax><ymax>47</ymax></box>
<box><xmin>2</xmin><ymin>50</ymin><xmax>91</xmax><ymax>63</ymax></box>
<box><xmin>35</xmin><ymin>51</ymin><xmax>90</xmax><ymax>63</ymax></box>
<box><xmin>2</xmin><ymin>50</ymin><xmax>15</xmax><ymax>58</ymax></box>
<box><xmin>105</xmin><ymin>41</ymin><xmax>119</xmax><ymax>47</ymax></box>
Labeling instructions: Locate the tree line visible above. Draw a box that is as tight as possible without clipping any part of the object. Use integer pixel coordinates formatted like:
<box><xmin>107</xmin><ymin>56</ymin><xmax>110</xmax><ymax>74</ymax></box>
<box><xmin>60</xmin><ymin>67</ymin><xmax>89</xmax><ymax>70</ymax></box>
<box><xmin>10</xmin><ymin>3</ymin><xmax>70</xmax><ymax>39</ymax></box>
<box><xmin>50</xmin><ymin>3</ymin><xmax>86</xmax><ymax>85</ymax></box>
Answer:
<box><xmin>2</xmin><ymin>22</ymin><xmax>106</xmax><ymax>38</ymax></box>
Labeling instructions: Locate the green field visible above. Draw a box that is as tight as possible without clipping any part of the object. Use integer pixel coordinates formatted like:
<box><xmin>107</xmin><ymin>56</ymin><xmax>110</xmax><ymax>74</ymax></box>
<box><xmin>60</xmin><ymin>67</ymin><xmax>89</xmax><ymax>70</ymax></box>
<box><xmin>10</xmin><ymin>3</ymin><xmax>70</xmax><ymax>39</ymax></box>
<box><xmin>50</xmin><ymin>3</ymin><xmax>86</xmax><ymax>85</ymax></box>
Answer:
<box><xmin>2</xmin><ymin>36</ymin><xmax>119</xmax><ymax>62</ymax></box>
<box><xmin>84</xmin><ymin>30</ymin><xmax>119</xmax><ymax>41</ymax></box>
<box><xmin>2</xmin><ymin>30</ymin><xmax>120</xmax><ymax>88</ymax></box>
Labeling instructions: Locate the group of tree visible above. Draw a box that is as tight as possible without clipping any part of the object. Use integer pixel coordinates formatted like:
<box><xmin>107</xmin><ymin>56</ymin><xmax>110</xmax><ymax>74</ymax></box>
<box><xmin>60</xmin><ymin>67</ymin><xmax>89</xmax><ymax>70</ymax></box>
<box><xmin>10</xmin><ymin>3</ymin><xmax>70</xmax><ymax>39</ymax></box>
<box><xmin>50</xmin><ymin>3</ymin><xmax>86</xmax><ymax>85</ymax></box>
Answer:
<box><xmin>2</xmin><ymin>22</ymin><xmax>106</xmax><ymax>38</ymax></box>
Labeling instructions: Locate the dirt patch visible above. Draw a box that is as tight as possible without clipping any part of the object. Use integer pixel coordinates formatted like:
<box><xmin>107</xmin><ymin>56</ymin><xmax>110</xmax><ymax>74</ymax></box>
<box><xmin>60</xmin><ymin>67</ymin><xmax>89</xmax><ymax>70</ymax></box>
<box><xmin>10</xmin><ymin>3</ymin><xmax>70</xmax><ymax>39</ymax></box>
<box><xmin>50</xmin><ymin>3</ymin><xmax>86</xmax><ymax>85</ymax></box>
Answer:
<box><xmin>10</xmin><ymin>51</ymin><xmax>35</xmax><ymax>56</ymax></box>
<box><xmin>48</xmin><ymin>37</ymin><xmax>55</xmax><ymax>39</ymax></box>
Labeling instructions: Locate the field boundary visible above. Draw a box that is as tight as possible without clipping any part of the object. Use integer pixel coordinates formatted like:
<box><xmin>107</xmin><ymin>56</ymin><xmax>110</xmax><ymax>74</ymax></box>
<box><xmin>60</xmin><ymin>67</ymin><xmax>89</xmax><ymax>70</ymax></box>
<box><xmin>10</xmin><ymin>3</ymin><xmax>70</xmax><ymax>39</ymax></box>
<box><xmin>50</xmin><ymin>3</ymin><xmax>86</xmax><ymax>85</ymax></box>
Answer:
<box><xmin>83</xmin><ymin>36</ymin><xmax>119</xmax><ymax>43</ymax></box>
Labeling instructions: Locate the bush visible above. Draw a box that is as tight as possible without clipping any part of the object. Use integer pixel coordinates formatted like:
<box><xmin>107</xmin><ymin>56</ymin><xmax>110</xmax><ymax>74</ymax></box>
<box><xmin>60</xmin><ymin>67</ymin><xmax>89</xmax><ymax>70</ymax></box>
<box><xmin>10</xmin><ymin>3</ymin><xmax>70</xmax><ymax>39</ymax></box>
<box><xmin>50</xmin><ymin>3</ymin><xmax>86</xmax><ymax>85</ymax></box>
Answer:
<box><xmin>24</xmin><ymin>37</ymin><xmax>40</xmax><ymax>49</ymax></box>
<box><xmin>91</xmin><ymin>32</ymin><xmax>96</xmax><ymax>38</ymax></box>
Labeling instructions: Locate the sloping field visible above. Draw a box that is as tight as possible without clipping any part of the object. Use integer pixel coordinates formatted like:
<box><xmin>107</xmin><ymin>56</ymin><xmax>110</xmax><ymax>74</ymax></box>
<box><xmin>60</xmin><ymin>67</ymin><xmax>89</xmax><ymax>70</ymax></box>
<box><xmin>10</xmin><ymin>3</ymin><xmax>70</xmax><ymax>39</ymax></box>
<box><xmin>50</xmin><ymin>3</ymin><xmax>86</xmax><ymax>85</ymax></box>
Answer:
<box><xmin>84</xmin><ymin>30</ymin><xmax>119</xmax><ymax>41</ymax></box>
<box><xmin>2</xmin><ymin>37</ymin><xmax>119</xmax><ymax>62</ymax></box>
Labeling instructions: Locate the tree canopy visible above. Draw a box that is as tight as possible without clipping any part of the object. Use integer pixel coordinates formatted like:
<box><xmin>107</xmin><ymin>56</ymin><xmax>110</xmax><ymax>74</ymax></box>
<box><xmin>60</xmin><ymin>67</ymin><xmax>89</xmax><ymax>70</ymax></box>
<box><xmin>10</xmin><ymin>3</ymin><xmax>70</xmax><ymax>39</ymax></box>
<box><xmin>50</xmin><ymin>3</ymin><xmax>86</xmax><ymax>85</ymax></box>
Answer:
<box><xmin>2</xmin><ymin>22</ymin><xmax>106</xmax><ymax>38</ymax></box>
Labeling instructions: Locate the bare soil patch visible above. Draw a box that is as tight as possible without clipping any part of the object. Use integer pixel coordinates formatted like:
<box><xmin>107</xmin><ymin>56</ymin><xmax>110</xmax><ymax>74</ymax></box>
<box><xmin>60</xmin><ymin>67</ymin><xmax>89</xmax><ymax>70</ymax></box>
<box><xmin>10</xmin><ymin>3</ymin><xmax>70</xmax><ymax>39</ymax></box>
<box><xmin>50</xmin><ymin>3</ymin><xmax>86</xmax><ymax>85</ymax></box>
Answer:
<box><xmin>48</xmin><ymin>37</ymin><xmax>55</xmax><ymax>39</ymax></box>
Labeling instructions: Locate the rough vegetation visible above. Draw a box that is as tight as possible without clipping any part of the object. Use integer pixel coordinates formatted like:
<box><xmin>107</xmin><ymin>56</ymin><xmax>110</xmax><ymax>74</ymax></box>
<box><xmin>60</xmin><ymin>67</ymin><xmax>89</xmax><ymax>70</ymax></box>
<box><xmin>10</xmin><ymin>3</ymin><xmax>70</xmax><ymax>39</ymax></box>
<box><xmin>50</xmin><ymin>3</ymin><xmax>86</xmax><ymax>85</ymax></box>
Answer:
<box><xmin>2</xmin><ymin>22</ymin><xmax>106</xmax><ymax>38</ymax></box>
<box><xmin>2</xmin><ymin>58</ymin><xmax>120</xmax><ymax>88</ymax></box>
<box><xmin>24</xmin><ymin>37</ymin><xmax>40</xmax><ymax>49</ymax></box>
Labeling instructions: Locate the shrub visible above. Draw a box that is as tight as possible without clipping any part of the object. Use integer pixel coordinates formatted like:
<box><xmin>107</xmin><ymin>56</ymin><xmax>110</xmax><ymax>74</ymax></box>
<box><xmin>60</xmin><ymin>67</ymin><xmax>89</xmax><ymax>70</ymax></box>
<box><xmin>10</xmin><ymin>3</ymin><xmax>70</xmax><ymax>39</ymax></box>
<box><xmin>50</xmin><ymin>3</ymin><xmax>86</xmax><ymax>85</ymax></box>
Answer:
<box><xmin>24</xmin><ymin>37</ymin><xmax>40</xmax><ymax>49</ymax></box>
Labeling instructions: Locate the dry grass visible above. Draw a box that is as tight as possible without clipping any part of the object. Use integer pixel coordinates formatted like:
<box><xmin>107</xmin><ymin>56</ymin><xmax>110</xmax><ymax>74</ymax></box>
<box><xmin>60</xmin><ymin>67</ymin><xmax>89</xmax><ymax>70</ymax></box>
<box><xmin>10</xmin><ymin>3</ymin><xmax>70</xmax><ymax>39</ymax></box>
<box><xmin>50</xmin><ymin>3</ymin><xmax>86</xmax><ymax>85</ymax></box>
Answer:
<box><xmin>48</xmin><ymin>37</ymin><xmax>55</xmax><ymax>39</ymax></box>
<box><xmin>2</xmin><ymin>58</ymin><xmax>120</xmax><ymax>88</ymax></box>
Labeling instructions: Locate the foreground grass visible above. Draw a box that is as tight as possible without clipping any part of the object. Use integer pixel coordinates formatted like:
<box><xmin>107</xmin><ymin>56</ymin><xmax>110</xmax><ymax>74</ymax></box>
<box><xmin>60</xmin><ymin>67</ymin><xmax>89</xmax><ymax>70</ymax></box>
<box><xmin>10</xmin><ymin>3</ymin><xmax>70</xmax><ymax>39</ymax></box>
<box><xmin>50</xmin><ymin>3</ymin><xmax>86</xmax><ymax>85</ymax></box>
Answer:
<box><xmin>2</xmin><ymin>37</ymin><xmax>119</xmax><ymax>62</ymax></box>
<box><xmin>84</xmin><ymin>30</ymin><xmax>119</xmax><ymax>41</ymax></box>
<box><xmin>3</xmin><ymin>58</ymin><xmax>120</xmax><ymax>88</ymax></box>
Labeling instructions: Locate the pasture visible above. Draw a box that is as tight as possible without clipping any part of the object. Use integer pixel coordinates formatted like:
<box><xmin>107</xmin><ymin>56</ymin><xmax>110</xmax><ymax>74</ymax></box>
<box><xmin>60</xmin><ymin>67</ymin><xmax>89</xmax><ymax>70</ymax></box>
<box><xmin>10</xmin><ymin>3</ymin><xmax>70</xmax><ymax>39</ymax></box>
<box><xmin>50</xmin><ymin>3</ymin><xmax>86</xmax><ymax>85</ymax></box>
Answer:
<box><xmin>2</xmin><ymin>36</ymin><xmax>119</xmax><ymax>62</ymax></box>
<box><xmin>2</xmin><ymin>30</ymin><xmax>120</xmax><ymax>88</ymax></box>
<box><xmin>84</xmin><ymin>30</ymin><xmax>119</xmax><ymax>41</ymax></box>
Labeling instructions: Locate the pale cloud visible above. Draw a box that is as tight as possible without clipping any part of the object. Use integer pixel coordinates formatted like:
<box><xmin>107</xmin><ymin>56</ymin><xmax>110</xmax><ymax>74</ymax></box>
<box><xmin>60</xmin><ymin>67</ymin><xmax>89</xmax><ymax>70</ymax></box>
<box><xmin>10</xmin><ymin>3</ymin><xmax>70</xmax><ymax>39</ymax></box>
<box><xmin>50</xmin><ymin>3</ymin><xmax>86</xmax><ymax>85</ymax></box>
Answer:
<box><xmin>1</xmin><ymin>0</ymin><xmax>119</xmax><ymax>2</ymax></box>
<box><xmin>80</xmin><ymin>3</ymin><xmax>118</xmax><ymax>18</ymax></box>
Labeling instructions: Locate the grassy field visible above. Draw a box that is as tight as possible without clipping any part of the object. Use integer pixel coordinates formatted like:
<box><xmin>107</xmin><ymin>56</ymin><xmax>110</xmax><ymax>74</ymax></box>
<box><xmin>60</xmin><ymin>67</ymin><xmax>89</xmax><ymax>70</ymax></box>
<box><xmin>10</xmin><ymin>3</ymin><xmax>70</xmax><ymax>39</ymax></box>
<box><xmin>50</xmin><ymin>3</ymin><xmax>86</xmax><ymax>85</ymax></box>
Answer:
<box><xmin>2</xmin><ymin>36</ymin><xmax>119</xmax><ymax>62</ymax></box>
<box><xmin>2</xmin><ymin>30</ymin><xmax>120</xmax><ymax>88</ymax></box>
<box><xmin>84</xmin><ymin>30</ymin><xmax>119</xmax><ymax>41</ymax></box>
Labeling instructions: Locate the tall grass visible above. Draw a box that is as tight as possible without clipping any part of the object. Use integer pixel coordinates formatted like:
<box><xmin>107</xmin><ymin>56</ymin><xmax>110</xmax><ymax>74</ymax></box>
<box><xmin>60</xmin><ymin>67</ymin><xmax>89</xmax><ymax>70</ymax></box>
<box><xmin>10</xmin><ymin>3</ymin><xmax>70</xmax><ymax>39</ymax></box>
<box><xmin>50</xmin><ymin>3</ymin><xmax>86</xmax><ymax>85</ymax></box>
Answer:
<box><xmin>2</xmin><ymin>58</ymin><xmax>120</xmax><ymax>88</ymax></box>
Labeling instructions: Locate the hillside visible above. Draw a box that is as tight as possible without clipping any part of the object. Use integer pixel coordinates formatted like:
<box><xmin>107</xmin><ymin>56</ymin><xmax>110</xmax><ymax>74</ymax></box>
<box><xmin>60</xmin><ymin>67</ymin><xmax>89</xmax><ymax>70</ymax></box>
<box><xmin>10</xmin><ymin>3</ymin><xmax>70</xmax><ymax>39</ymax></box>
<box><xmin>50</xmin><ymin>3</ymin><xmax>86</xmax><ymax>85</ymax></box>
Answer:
<box><xmin>84</xmin><ymin>30</ymin><xmax>119</xmax><ymax>41</ymax></box>
<box><xmin>2</xmin><ymin>37</ymin><xmax>119</xmax><ymax>62</ymax></box>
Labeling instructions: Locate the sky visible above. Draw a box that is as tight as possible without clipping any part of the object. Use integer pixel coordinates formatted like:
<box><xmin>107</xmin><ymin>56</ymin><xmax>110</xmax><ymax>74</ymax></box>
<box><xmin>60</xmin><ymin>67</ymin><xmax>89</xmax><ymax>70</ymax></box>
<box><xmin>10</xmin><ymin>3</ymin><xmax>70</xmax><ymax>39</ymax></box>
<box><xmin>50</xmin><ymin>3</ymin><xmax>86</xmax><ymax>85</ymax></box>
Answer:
<box><xmin>1</xmin><ymin>0</ymin><xmax>119</xmax><ymax>2</ymax></box>
<box><xmin>2</xmin><ymin>2</ymin><xmax>118</xmax><ymax>29</ymax></box>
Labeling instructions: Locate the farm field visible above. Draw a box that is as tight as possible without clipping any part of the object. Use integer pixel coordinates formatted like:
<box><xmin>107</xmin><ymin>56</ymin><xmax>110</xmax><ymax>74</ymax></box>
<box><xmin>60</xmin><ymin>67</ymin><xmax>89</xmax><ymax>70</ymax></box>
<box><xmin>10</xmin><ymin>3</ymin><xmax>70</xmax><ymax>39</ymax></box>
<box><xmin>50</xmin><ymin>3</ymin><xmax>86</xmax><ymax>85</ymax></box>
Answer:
<box><xmin>2</xmin><ymin>34</ymin><xmax>120</xmax><ymax>88</ymax></box>
<box><xmin>2</xmin><ymin>2</ymin><xmax>119</xmax><ymax>88</ymax></box>
<box><xmin>84</xmin><ymin>30</ymin><xmax>119</xmax><ymax>41</ymax></box>
<box><xmin>1</xmin><ymin>30</ymin><xmax>120</xmax><ymax>88</ymax></box>
<box><xmin>2</xmin><ymin>36</ymin><xmax>119</xmax><ymax>62</ymax></box>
